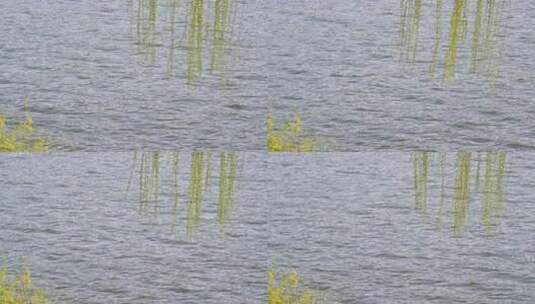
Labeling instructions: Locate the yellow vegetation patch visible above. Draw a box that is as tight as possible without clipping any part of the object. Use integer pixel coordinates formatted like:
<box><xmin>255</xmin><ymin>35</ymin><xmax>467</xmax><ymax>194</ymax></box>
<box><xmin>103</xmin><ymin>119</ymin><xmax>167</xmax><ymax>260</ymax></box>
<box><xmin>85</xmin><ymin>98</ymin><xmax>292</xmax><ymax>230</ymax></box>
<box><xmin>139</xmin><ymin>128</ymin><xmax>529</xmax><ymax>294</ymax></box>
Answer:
<box><xmin>0</xmin><ymin>114</ymin><xmax>48</xmax><ymax>152</ymax></box>
<box><xmin>267</xmin><ymin>268</ymin><xmax>320</xmax><ymax>304</ymax></box>
<box><xmin>0</xmin><ymin>265</ymin><xmax>50</xmax><ymax>304</ymax></box>
<box><xmin>267</xmin><ymin>111</ymin><xmax>325</xmax><ymax>152</ymax></box>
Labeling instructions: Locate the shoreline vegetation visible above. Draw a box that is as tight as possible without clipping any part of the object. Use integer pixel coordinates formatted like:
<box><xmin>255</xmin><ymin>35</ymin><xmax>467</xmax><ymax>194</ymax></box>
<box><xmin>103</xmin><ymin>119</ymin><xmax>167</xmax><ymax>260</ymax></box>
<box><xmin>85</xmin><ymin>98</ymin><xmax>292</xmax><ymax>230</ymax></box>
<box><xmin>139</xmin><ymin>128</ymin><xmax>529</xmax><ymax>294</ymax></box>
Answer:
<box><xmin>1</xmin><ymin>262</ymin><xmax>331</xmax><ymax>304</ymax></box>
<box><xmin>267</xmin><ymin>111</ymin><xmax>328</xmax><ymax>152</ymax></box>
<box><xmin>0</xmin><ymin>264</ymin><xmax>50</xmax><ymax>304</ymax></box>
<box><xmin>0</xmin><ymin>113</ymin><xmax>48</xmax><ymax>152</ymax></box>
<box><xmin>268</xmin><ymin>268</ymin><xmax>327</xmax><ymax>304</ymax></box>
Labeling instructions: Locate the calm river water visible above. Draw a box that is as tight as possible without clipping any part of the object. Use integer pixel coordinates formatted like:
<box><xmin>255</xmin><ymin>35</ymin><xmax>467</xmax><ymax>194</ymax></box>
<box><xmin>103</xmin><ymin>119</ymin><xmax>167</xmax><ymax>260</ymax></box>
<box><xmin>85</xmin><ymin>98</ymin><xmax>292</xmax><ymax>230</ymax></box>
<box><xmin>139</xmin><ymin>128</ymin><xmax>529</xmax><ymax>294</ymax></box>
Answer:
<box><xmin>1</xmin><ymin>0</ymin><xmax>534</xmax><ymax>150</ymax></box>
<box><xmin>1</xmin><ymin>152</ymin><xmax>534</xmax><ymax>303</ymax></box>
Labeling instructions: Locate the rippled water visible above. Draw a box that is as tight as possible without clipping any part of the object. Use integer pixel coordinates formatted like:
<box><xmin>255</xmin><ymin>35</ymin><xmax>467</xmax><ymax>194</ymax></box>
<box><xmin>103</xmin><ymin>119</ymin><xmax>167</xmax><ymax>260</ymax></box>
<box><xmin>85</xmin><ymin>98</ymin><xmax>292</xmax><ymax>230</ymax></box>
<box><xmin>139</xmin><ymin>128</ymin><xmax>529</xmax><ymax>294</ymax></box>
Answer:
<box><xmin>2</xmin><ymin>1</ymin><xmax>535</xmax><ymax>303</ymax></box>
<box><xmin>1</xmin><ymin>152</ymin><xmax>534</xmax><ymax>303</ymax></box>
<box><xmin>1</xmin><ymin>1</ymin><xmax>534</xmax><ymax>150</ymax></box>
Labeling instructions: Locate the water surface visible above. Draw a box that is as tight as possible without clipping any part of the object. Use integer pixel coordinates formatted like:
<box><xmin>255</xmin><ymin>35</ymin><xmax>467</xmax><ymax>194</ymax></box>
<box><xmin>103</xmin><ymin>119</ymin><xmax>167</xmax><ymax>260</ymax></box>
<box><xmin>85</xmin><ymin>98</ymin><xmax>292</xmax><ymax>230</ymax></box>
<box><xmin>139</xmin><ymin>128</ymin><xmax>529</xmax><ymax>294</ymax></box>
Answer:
<box><xmin>1</xmin><ymin>1</ymin><xmax>534</xmax><ymax>150</ymax></box>
<box><xmin>1</xmin><ymin>152</ymin><xmax>534</xmax><ymax>303</ymax></box>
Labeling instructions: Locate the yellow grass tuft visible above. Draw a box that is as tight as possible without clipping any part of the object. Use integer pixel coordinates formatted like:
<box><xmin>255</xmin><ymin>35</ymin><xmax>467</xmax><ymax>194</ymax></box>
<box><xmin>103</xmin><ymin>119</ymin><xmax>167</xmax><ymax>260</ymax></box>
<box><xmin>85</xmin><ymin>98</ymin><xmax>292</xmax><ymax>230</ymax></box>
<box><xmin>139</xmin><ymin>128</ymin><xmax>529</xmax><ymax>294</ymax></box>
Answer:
<box><xmin>0</xmin><ymin>265</ymin><xmax>50</xmax><ymax>304</ymax></box>
<box><xmin>0</xmin><ymin>113</ymin><xmax>48</xmax><ymax>152</ymax></box>
<box><xmin>267</xmin><ymin>268</ymin><xmax>320</xmax><ymax>304</ymax></box>
<box><xmin>267</xmin><ymin>111</ymin><xmax>324</xmax><ymax>152</ymax></box>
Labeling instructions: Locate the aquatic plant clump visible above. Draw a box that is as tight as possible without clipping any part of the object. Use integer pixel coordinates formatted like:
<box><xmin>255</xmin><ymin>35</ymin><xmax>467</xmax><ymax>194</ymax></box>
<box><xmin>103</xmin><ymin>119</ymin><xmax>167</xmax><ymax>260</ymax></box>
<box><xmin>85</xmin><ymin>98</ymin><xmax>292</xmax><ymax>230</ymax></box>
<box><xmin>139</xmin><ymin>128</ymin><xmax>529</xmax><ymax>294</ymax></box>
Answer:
<box><xmin>0</xmin><ymin>114</ymin><xmax>48</xmax><ymax>152</ymax></box>
<box><xmin>267</xmin><ymin>111</ymin><xmax>327</xmax><ymax>152</ymax></box>
<box><xmin>267</xmin><ymin>269</ymin><xmax>321</xmax><ymax>304</ymax></box>
<box><xmin>0</xmin><ymin>265</ymin><xmax>50</xmax><ymax>304</ymax></box>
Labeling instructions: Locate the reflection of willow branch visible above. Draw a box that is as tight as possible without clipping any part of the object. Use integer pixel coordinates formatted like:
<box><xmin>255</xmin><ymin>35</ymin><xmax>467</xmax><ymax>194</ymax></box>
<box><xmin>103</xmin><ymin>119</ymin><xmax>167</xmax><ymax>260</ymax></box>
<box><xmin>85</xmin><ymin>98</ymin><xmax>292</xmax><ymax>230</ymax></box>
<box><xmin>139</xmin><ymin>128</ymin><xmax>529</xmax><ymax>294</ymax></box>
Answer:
<box><xmin>402</xmin><ymin>0</ymin><xmax>507</xmax><ymax>85</ymax></box>
<box><xmin>218</xmin><ymin>152</ymin><xmax>238</xmax><ymax>230</ymax></box>
<box><xmin>452</xmin><ymin>152</ymin><xmax>471</xmax><ymax>235</ymax></box>
<box><xmin>430</xmin><ymin>0</ymin><xmax>444</xmax><ymax>77</ymax></box>
<box><xmin>481</xmin><ymin>0</ymin><xmax>506</xmax><ymax>85</ymax></box>
<box><xmin>444</xmin><ymin>0</ymin><xmax>466</xmax><ymax>81</ymax></box>
<box><xmin>470</xmin><ymin>0</ymin><xmax>484</xmax><ymax>73</ymax></box>
<box><xmin>482</xmin><ymin>152</ymin><xmax>506</xmax><ymax>234</ymax></box>
<box><xmin>166</xmin><ymin>0</ymin><xmax>181</xmax><ymax>76</ymax></box>
<box><xmin>435</xmin><ymin>153</ymin><xmax>446</xmax><ymax>229</ymax></box>
<box><xmin>136</xmin><ymin>0</ymin><xmax>159</xmax><ymax>64</ymax></box>
<box><xmin>210</xmin><ymin>0</ymin><xmax>232</xmax><ymax>72</ymax></box>
<box><xmin>186</xmin><ymin>0</ymin><xmax>205</xmax><ymax>83</ymax></box>
<box><xmin>128</xmin><ymin>151</ymin><xmax>241</xmax><ymax>239</ymax></box>
<box><xmin>131</xmin><ymin>0</ymin><xmax>238</xmax><ymax>82</ymax></box>
<box><xmin>400</xmin><ymin>0</ymin><xmax>422</xmax><ymax>63</ymax></box>
<box><xmin>137</xmin><ymin>152</ymin><xmax>161</xmax><ymax>218</ymax></box>
<box><xmin>461</xmin><ymin>0</ymin><xmax>470</xmax><ymax>40</ymax></box>
<box><xmin>170</xmin><ymin>152</ymin><xmax>180</xmax><ymax>232</ymax></box>
<box><xmin>186</xmin><ymin>151</ymin><xmax>206</xmax><ymax>239</ymax></box>
<box><xmin>412</xmin><ymin>151</ymin><xmax>507</xmax><ymax>236</ymax></box>
<box><xmin>413</xmin><ymin>152</ymin><xmax>429</xmax><ymax>214</ymax></box>
<box><xmin>204</xmin><ymin>151</ymin><xmax>213</xmax><ymax>194</ymax></box>
<box><xmin>475</xmin><ymin>152</ymin><xmax>482</xmax><ymax>190</ymax></box>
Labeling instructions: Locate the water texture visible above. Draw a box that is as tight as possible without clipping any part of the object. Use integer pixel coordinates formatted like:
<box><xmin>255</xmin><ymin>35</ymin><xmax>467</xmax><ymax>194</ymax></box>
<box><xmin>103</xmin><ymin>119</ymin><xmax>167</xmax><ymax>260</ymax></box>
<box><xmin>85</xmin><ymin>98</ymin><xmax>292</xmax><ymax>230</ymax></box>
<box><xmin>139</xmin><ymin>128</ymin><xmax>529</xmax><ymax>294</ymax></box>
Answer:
<box><xmin>1</xmin><ymin>1</ymin><xmax>534</xmax><ymax>150</ymax></box>
<box><xmin>1</xmin><ymin>153</ymin><xmax>534</xmax><ymax>303</ymax></box>
<box><xmin>2</xmin><ymin>1</ymin><xmax>535</xmax><ymax>303</ymax></box>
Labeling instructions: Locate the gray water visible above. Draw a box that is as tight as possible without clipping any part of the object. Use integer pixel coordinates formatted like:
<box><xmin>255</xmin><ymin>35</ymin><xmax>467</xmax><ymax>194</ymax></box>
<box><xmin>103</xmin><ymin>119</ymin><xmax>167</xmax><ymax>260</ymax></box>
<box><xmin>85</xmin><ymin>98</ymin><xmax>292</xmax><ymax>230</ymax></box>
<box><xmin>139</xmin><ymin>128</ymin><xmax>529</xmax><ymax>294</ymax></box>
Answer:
<box><xmin>2</xmin><ymin>1</ymin><xmax>535</xmax><ymax>303</ymax></box>
<box><xmin>1</xmin><ymin>152</ymin><xmax>534</xmax><ymax>303</ymax></box>
<box><xmin>1</xmin><ymin>0</ymin><xmax>535</xmax><ymax>151</ymax></box>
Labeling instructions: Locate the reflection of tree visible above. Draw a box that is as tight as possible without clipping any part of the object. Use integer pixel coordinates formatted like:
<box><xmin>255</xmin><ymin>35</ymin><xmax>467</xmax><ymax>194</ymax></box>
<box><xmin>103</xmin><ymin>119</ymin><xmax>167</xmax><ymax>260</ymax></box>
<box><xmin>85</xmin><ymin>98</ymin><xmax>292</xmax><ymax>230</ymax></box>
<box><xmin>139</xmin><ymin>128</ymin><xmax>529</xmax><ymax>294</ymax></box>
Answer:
<box><xmin>481</xmin><ymin>152</ymin><xmax>506</xmax><ymax>234</ymax></box>
<box><xmin>412</xmin><ymin>151</ymin><xmax>429</xmax><ymax>214</ymax></box>
<box><xmin>137</xmin><ymin>151</ymin><xmax>162</xmax><ymax>217</ymax></box>
<box><xmin>469</xmin><ymin>0</ymin><xmax>507</xmax><ymax>85</ymax></box>
<box><xmin>452</xmin><ymin>152</ymin><xmax>471</xmax><ymax>235</ymax></box>
<box><xmin>412</xmin><ymin>152</ymin><xmax>507</xmax><ymax>236</ymax></box>
<box><xmin>400</xmin><ymin>0</ymin><xmax>423</xmax><ymax>63</ymax></box>
<box><xmin>400</xmin><ymin>0</ymin><xmax>507</xmax><ymax>85</ymax></box>
<box><xmin>130</xmin><ymin>0</ymin><xmax>238</xmax><ymax>83</ymax></box>
<box><xmin>217</xmin><ymin>152</ymin><xmax>238</xmax><ymax>230</ymax></box>
<box><xmin>128</xmin><ymin>151</ymin><xmax>240</xmax><ymax>239</ymax></box>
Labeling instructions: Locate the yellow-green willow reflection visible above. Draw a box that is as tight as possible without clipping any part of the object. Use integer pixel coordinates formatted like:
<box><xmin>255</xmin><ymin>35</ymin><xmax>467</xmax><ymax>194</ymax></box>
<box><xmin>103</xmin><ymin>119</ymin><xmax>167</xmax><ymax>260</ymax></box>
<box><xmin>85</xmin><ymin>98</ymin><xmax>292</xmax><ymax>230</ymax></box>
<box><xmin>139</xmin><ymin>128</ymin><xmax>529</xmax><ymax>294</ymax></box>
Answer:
<box><xmin>411</xmin><ymin>151</ymin><xmax>507</xmax><ymax>236</ymax></box>
<box><xmin>400</xmin><ymin>0</ymin><xmax>507</xmax><ymax>84</ymax></box>
<box><xmin>136</xmin><ymin>151</ymin><xmax>161</xmax><ymax>217</ymax></box>
<box><xmin>481</xmin><ymin>151</ymin><xmax>506</xmax><ymax>234</ymax></box>
<box><xmin>470</xmin><ymin>0</ymin><xmax>507</xmax><ymax>85</ymax></box>
<box><xmin>211</xmin><ymin>0</ymin><xmax>233</xmax><ymax>72</ymax></box>
<box><xmin>412</xmin><ymin>151</ymin><xmax>429</xmax><ymax>214</ymax></box>
<box><xmin>435</xmin><ymin>153</ymin><xmax>447</xmax><ymax>229</ymax></box>
<box><xmin>430</xmin><ymin>0</ymin><xmax>444</xmax><ymax>76</ymax></box>
<box><xmin>135</xmin><ymin>0</ymin><xmax>159</xmax><ymax>64</ymax></box>
<box><xmin>452</xmin><ymin>152</ymin><xmax>471</xmax><ymax>235</ymax></box>
<box><xmin>128</xmin><ymin>151</ymin><xmax>240</xmax><ymax>239</ymax></box>
<box><xmin>444</xmin><ymin>0</ymin><xmax>468</xmax><ymax>81</ymax></box>
<box><xmin>186</xmin><ymin>151</ymin><xmax>206</xmax><ymax>238</ymax></box>
<box><xmin>217</xmin><ymin>151</ymin><xmax>238</xmax><ymax>230</ymax></box>
<box><xmin>400</xmin><ymin>0</ymin><xmax>423</xmax><ymax>63</ymax></box>
<box><xmin>130</xmin><ymin>0</ymin><xmax>238</xmax><ymax>83</ymax></box>
<box><xmin>166</xmin><ymin>0</ymin><xmax>181</xmax><ymax>76</ymax></box>
<box><xmin>170</xmin><ymin>151</ymin><xmax>180</xmax><ymax>231</ymax></box>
